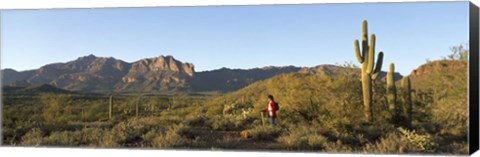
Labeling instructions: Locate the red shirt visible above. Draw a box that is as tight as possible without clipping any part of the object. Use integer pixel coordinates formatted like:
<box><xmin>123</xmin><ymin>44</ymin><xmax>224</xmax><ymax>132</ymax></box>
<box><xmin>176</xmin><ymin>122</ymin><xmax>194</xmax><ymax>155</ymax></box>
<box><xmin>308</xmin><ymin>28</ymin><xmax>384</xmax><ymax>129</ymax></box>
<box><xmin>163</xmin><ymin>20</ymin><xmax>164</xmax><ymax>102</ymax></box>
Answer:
<box><xmin>263</xmin><ymin>100</ymin><xmax>277</xmax><ymax>118</ymax></box>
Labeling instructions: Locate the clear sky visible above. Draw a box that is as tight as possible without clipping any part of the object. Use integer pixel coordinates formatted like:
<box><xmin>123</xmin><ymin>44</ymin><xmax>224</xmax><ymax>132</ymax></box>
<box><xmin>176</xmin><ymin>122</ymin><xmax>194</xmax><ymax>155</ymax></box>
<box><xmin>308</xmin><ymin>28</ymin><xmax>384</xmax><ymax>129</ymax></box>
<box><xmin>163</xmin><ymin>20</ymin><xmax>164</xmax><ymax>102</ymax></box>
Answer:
<box><xmin>0</xmin><ymin>2</ymin><xmax>469</xmax><ymax>75</ymax></box>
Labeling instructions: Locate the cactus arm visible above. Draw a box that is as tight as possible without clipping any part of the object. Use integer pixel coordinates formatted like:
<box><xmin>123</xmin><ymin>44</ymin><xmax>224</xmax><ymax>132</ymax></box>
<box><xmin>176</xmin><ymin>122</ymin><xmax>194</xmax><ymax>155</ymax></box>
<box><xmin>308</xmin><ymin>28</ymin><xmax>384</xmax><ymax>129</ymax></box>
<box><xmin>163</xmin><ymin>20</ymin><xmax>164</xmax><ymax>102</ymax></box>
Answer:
<box><xmin>371</xmin><ymin>52</ymin><xmax>384</xmax><ymax>80</ymax></box>
<box><xmin>366</xmin><ymin>34</ymin><xmax>376</xmax><ymax>74</ymax></box>
<box><xmin>362</xmin><ymin>20</ymin><xmax>369</xmax><ymax>60</ymax></box>
<box><xmin>362</xmin><ymin>20</ymin><xmax>368</xmax><ymax>44</ymax></box>
<box><xmin>354</xmin><ymin>40</ymin><xmax>364</xmax><ymax>63</ymax></box>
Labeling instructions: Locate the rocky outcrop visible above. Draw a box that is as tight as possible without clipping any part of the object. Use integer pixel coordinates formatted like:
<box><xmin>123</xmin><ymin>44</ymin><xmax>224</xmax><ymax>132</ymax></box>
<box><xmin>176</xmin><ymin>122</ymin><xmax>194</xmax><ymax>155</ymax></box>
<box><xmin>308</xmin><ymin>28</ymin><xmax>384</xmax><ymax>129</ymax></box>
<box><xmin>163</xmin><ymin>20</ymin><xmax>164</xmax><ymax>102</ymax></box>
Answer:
<box><xmin>1</xmin><ymin>54</ymin><xmax>194</xmax><ymax>93</ymax></box>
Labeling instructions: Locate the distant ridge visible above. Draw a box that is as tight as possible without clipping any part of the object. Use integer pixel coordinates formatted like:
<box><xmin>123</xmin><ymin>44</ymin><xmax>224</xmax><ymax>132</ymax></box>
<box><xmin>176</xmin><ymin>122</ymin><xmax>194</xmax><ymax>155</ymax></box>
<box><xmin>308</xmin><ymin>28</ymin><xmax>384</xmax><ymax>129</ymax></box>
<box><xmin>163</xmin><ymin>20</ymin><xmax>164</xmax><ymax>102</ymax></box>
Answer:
<box><xmin>3</xmin><ymin>83</ymin><xmax>75</xmax><ymax>95</ymax></box>
<box><xmin>2</xmin><ymin>54</ymin><xmax>403</xmax><ymax>94</ymax></box>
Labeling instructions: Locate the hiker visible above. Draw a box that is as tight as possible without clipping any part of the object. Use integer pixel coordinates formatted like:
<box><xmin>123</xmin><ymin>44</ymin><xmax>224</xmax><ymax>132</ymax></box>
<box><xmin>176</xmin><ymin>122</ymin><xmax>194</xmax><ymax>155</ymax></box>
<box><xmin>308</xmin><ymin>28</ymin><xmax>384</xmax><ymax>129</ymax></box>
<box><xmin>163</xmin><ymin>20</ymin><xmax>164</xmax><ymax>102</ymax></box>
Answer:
<box><xmin>262</xmin><ymin>95</ymin><xmax>277</xmax><ymax>126</ymax></box>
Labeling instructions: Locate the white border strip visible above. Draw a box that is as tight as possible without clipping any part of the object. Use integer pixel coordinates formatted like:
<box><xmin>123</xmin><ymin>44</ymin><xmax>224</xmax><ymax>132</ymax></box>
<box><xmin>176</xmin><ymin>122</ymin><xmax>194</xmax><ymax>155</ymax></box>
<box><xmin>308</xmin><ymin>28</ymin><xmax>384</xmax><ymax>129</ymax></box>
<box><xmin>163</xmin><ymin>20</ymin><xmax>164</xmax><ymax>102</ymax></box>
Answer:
<box><xmin>0</xmin><ymin>0</ymin><xmax>468</xmax><ymax>10</ymax></box>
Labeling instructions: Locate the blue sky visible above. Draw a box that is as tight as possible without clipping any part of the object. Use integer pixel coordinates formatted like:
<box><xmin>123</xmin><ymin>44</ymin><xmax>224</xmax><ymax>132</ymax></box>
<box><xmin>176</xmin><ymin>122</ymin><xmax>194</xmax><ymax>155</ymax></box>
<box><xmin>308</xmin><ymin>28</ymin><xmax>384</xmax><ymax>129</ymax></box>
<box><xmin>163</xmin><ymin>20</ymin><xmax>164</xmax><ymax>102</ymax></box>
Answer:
<box><xmin>0</xmin><ymin>2</ymin><xmax>469</xmax><ymax>75</ymax></box>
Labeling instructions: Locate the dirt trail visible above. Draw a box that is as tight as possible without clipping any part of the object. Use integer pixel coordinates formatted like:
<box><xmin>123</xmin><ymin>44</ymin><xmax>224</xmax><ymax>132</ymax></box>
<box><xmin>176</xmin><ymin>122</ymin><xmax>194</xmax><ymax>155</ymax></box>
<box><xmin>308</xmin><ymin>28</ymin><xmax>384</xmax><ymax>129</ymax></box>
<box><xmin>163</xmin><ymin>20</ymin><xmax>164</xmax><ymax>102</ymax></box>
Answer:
<box><xmin>189</xmin><ymin>126</ymin><xmax>281</xmax><ymax>150</ymax></box>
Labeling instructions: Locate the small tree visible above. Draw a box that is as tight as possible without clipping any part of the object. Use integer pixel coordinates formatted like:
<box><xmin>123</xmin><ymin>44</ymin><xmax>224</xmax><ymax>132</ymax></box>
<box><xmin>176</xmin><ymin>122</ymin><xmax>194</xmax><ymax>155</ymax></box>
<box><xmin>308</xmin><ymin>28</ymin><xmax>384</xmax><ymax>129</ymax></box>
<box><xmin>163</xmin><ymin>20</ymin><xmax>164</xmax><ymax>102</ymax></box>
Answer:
<box><xmin>40</xmin><ymin>93</ymin><xmax>71</xmax><ymax>124</ymax></box>
<box><xmin>445</xmin><ymin>43</ymin><xmax>468</xmax><ymax>61</ymax></box>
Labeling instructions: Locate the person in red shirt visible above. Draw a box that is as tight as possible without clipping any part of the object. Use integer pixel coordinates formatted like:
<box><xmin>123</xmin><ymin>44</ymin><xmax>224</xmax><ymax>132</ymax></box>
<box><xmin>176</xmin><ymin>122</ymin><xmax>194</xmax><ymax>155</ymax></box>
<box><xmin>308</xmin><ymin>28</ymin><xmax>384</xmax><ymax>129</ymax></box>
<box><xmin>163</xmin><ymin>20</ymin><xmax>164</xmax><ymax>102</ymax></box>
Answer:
<box><xmin>262</xmin><ymin>95</ymin><xmax>277</xmax><ymax>126</ymax></box>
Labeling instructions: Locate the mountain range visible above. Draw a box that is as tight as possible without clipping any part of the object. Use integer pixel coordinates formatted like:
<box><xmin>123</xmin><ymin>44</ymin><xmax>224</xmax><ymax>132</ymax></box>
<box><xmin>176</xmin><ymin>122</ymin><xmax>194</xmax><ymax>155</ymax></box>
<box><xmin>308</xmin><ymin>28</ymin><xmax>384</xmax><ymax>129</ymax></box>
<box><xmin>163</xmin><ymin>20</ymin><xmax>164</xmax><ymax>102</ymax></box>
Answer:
<box><xmin>1</xmin><ymin>54</ymin><xmax>402</xmax><ymax>94</ymax></box>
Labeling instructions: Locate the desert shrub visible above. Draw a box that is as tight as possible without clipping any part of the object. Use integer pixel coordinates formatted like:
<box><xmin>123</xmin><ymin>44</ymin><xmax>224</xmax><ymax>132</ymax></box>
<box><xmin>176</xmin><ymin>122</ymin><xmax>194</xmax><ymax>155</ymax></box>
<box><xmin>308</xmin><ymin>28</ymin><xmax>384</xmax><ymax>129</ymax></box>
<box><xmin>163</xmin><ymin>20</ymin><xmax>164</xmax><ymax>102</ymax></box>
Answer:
<box><xmin>3</xmin><ymin>117</ymin><xmax>43</xmax><ymax>145</ymax></box>
<box><xmin>80</xmin><ymin>127</ymin><xmax>106</xmax><ymax>146</ymax></box>
<box><xmin>277</xmin><ymin>125</ymin><xmax>328</xmax><ymax>150</ymax></box>
<box><xmin>248</xmin><ymin>125</ymin><xmax>282</xmax><ymax>141</ymax></box>
<box><xmin>43</xmin><ymin>130</ymin><xmax>82</xmax><ymax>146</ymax></box>
<box><xmin>362</xmin><ymin>133</ymin><xmax>404</xmax><ymax>154</ymax></box>
<box><xmin>82</xmin><ymin>100</ymin><xmax>108</xmax><ymax>122</ymax></box>
<box><xmin>324</xmin><ymin>140</ymin><xmax>355</xmax><ymax>153</ymax></box>
<box><xmin>357</xmin><ymin>124</ymin><xmax>386</xmax><ymax>142</ymax></box>
<box><xmin>186</xmin><ymin>114</ymin><xmax>208</xmax><ymax>127</ymax></box>
<box><xmin>443</xmin><ymin>142</ymin><xmax>468</xmax><ymax>154</ymax></box>
<box><xmin>362</xmin><ymin>127</ymin><xmax>437</xmax><ymax>154</ymax></box>
<box><xmin>40</xmin><ymin>93</ymin><xmax>72</xmax><ymax>125</ymax></box>
<box><xmin>156</xmin><ymin>115</ymin><xmax>183</xmax><ymax>126</ymax></box>
<box><xmin>102</xmin><ymin>117</ymin><xmax>165</xmax><ymax>147</ymax></box>
<box><xmin>205</xmin><ymin>103</ymin><xmax>223</xmax><ymax>117</ymax></box>
<box><xmin>143</xmin><ymin>96</ymin><xmax>167</xmax><ymax>114</ymax></box>
<box><xmin>152</xmin><ymin>132</ymin><xmax>187</xmax><ymax>148</ymax></box>
<box><xmin>100</xmin><ymin>133</ymin><xmax>121</xmax><ymax>147</ymax></box>
<box><xmin>141</xmin><ymin>128</ymin><xmax>163</xmax><ymax>147</ymax></box>
<box><xmin>209</xmin><ymin>115</ymin><xmax>236</xmax><ymax>131</ymax></box>
<box><xmin>151</xmin><ymin>124</ymin><xmax>191</xmax><ymax>148</ymax></box>
<box><xmin>20</xmin><ymin>128</ymin><xmax>44</xmax><ymax>146</ymax></box>
<box><xmin>397</xmin><ymin>127</ymin><xmax>437</xmax><ymax>152</ymax></box>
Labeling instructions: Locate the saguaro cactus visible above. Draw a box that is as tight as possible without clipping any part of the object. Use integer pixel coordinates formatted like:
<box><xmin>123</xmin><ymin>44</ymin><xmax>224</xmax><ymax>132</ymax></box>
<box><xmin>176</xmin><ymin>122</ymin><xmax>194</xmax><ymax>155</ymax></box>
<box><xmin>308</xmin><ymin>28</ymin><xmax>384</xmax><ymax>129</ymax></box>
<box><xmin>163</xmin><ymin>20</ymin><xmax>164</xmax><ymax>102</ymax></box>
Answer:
<box><xmin>401</xmin><ymin>76</ymin><xmax>412</xmax><ymax>127</ymax></box>
<box><xmin>354</xmin><ymin>20</ymin><xmax>384</xmax><ymax>122</ymax></box>
<box><xmin>136</xmin><ymin>100</ymin><xmax>139</xmax><ymax>117</ymax></box>
<box><xmin>386</xmin><ymin>63</ymin><xmax>397</xmax><ymax>120</ymax></box>
<box><xmin>134</xmin><ymin>96</ymin><xmax>144</xmax><ymax>117</ymax></box>
<box><xmin>109</xmin><ymin>95</ymin><xmax>114</xmax><ymax>119</ymax></box>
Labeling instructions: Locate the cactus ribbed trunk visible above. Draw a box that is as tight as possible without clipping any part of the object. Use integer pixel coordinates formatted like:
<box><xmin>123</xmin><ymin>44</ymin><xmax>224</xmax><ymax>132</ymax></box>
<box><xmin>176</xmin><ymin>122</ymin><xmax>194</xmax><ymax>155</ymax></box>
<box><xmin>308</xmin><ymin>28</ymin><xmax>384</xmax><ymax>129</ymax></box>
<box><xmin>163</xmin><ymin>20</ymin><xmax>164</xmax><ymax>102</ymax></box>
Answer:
<box><xmin>169</xmin><ymin>97</ymin><xmax>174</xmax><ymax>110</ymax></box>
<box><xmin>354</xmin><ymin>20</ymin><xmax>384</xmax><ymax>122</ymax></box>
<box><xmin>136</xmin><ymin>102</ymin><xmax>139</xmax><ymax>117</ymax></box>
<box><xmin>402</xmin><ymin>76</ymin><xmax>412</xmax><ymax>127</ymax></box>
<box><xmin>361</xmin><ymin>72</ymin><xmax>373</xmax><ymax>122</ymax></box>
<box><xmin>386</xmin><ymin>63</ymin><xmax>397</xmax><ymax>120</ymax></box>
<box><xmin>136</xmin><ymin>96</ymin><xmax>141</xmax><ymax>117</ymax></box>
<box><xmin>109</xmin><ymin>95</ymin><xmax>113</xmax><ymax>119</ymax></box>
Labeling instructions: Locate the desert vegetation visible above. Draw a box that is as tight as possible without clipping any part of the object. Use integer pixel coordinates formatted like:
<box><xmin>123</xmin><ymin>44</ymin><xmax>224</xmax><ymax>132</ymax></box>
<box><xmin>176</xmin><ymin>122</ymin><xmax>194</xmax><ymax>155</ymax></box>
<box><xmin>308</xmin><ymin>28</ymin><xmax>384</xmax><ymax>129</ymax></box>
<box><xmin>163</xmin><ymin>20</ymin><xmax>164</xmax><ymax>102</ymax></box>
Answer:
<box><xmin>1</xmin><ymin>21</ymin><xmax>469</xmax><ymax>155</ymax></box>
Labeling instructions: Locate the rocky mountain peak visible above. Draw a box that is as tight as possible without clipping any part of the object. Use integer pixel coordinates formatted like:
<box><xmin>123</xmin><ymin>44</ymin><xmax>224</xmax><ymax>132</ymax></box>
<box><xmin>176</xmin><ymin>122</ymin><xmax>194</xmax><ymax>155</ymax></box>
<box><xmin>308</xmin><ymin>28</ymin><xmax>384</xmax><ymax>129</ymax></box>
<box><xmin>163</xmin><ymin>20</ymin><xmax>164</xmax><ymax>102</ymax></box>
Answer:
<box><xmin>77</xmin><ymin>54</ymin><xmax>98</xmax><ymax>61</ymax></box>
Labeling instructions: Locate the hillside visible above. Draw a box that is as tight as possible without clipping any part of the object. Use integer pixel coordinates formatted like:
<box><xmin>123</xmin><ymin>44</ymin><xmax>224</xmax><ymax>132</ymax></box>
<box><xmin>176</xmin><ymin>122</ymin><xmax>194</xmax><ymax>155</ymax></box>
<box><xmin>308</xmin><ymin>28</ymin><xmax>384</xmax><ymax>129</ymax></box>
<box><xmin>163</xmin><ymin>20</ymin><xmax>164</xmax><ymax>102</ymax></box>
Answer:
<box><xmin>204</xmin><ymin>66</ymin><xmax>365</xmax><ymax>121</ymax></box>
<box><xmin>192</xmin><ymin>59</ymin><xmax>468</xmax><ymax>154</ymax></box>
<box><xmin>409</xmin><ymin>60</ymin><xmax>467</xmax><ymax>91</ymax></box>
<box><xmin>190</xmin><ymin>66</ymin><xmax>301</xmax><ymax>92</ymax></box>
<box><xmin>2</xmin><ymin>84</ymin><xmax>75</xmax><ymax>95</ymax></box>
<box><xmin>205</xmin><ymin>59</ymin><xmax>467</xmax><ymax>115</ymax></box>
<box><xmin>407</xmin><ymin>60</ymin><xmax>468</xmax><ymax>139</ymax></box>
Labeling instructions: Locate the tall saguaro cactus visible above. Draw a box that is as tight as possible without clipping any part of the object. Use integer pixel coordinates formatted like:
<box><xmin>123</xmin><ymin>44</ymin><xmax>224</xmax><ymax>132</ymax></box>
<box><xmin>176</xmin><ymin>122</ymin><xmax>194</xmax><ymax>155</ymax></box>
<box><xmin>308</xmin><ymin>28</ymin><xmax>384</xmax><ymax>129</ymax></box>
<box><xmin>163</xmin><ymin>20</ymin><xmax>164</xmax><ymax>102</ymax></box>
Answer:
<box><xmin>354</xmin><ymin>20</ymin><xmax>384</xmax><ymax>122</ymax></box>
<box><xmin>401</xmin><ymin>76</ymin><xmax>413</xmax><ymax>127</ymax></box>
<box><xmin>386</xmin><ymin>63</ymin><xmax>398</xmax><ymax>120</ymax></box>
<box><xmin>109</xmin><ymin>95</ymin><xmax>114</xmax><ymax>119</ymax></box>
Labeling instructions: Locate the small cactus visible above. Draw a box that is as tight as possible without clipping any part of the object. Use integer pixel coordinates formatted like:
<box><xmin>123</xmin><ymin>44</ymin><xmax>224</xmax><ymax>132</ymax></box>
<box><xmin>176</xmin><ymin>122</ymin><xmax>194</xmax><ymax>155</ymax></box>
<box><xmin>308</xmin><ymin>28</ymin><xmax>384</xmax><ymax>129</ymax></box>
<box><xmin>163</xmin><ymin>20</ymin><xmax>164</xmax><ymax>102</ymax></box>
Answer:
<box><xmin>401</xmin><ymin>76</ymin><xmax>413</xmax><ymax>127</ymax></box>
<box><xmin>386</xmin><ymin>63</ymin><xmax>398</xmax><ymax>120</ymax></box>
<box><xmin>136</xmin><ymin>100</ymin><xmax>139</xmax><ymax>117</ymax></box>
<box><xmin>354</xmin><ymin>20</ymin><xmax>384</xmax><ymax>122</ymax></box>
<box><xmin>109</xmin><ymin>95</ymin><xmax>114</xmax><ymax>119</ymax></box>
<box><xmin>223</xmin><ymin>103</ymin><xmax>238</xmax><ymax>115</ymax></box>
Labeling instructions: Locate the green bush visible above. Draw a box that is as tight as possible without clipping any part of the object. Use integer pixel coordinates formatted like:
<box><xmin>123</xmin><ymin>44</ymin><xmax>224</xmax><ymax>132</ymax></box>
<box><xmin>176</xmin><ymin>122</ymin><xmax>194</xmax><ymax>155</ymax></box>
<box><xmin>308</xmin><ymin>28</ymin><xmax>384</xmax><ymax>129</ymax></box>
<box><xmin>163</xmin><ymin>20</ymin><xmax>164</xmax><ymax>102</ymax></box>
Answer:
<box><xmin>362</xmin><ymin>128</ymin><xmax>437</xmax><ymax>154</ymax></box>
<box><xmin>151</xmin><ymin>124</ymin><xmax>190</xmax><ymax>148</ymax></box>
<box><xmin>43</xmin><ymin>130</ymin><xmax>82</xmax><ymax>146</ymax></box>
<box><xmin>186</xmin><ymin>114</ymin><xmax>208</xmax><ymax>127</ymax></box>
<box><xmin>40</xmin><ymin>93</ymin><xmax>72</xmax><ymax>125</ymax></box>
<box><xmin>324</xmin><ymin>140</ymin><xmax>354</xmax><ymax>153</ymax></box>
<box><xmin>20</xmin><ymin>128</ymin><xmax>44</xmax><ymax>146</ymax></box>
<box><xmin>80</xmin><ymin>127</ymin><xmax>106</xmax><ymax>147</ymax></box>
<box><xmin>141</xmin><ymin>128</ymin><xmax>162</xmax><ymax>147</ymax></box>
<box><xmin>249</xmin><ymin>125</ymin><xmax>282</xmax><ymax>141</ymax></box>
<box><xmin>100</xmin><ymin>117</ymin><xmax>166</xmax><ymax>147</ymax></box>
<box><xmin>277</xmin><ymin>125</ymin><xmax>327</xmax><ymax>150</ymax></box>
<box><xmin>209</xmin><ymin>115</ymin><xmax>236</xmax><ymax>131</ymax></box>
